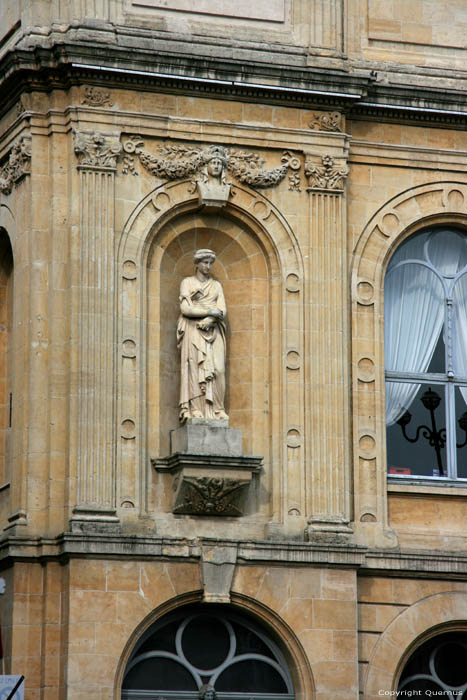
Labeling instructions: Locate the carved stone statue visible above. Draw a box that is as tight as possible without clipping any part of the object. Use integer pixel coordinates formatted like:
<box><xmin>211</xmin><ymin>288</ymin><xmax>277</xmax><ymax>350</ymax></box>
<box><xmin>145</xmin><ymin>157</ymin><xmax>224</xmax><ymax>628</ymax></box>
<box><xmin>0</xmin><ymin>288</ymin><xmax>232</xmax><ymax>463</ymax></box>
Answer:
<box><xmin>177</xmin><ymin>249</ymin><xmax>228</xmax><ymax>423</ymax></box>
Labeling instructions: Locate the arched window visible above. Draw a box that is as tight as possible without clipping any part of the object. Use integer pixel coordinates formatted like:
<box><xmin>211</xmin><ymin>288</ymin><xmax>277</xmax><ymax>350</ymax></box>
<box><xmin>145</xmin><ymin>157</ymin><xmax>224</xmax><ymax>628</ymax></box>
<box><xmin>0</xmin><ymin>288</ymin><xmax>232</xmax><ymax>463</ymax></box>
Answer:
<box><xmin>122</xmin><ymin>605</ymin><xmax>295</xmax><ymax>699</ymax></box>
<box><xmin>398</xmin><ymin>631</ymin><xmax>467</xmax><ymax>695</ymax></box>
<box><xmin>0</xmin><ymin>227</ymin><xmax>13</xmax><ymax>492</ymax></box>
<box><xmin>385</xmin><ymin>227</ymin><xmax>467</xmax><ymax>481</ymax></box>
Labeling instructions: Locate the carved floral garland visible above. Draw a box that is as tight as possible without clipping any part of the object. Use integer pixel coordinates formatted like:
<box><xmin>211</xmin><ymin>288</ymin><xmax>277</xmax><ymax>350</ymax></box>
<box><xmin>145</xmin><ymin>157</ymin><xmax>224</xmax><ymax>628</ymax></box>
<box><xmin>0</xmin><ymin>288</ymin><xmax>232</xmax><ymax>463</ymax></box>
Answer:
<box><xmin>122</xmin><ymin>137</ymin><xmax>301</xmax><ymax>189</ymax></box>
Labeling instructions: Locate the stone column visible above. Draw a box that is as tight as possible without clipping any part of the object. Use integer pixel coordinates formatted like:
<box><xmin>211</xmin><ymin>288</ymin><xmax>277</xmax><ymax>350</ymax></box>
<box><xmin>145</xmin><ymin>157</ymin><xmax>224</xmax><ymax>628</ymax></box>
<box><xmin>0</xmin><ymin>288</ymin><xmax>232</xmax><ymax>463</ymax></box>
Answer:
<box><xmin>305</xmin><ymin>151</ymin><xmax>352</xmax><ymax>541</ymax></box>
<box><xmin>70</xmin><ymin>131</ymin><xmax>122</xmax><ymax>533</ymax></box>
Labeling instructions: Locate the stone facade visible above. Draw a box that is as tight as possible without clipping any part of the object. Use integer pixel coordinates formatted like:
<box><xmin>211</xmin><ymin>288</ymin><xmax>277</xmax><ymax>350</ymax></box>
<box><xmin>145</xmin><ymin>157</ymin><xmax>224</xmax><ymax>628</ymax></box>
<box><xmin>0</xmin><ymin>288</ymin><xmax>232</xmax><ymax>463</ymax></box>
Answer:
<box><xmin>1</xmin><ymin>2</ymin><xmax>467</xmax><ymax>699</ymax></box>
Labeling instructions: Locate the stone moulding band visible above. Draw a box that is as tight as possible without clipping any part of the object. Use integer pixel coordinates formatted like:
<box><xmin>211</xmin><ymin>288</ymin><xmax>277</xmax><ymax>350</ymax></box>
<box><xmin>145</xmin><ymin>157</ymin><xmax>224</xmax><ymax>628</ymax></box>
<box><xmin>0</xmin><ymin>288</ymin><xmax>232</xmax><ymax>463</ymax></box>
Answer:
<box><xmin>152</xmin><ymin>453</ymin><xmax>263</xmax><ymax>473</ymax></box>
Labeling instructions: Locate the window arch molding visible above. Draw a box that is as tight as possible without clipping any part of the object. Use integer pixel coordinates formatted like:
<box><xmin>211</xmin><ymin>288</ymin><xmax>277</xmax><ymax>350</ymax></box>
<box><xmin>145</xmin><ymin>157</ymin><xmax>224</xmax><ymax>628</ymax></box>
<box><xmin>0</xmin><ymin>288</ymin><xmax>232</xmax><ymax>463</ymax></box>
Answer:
<box><xmin>363</xmin><ymin>591</ymin><xmax>467</xmax><ymax>699</ymax></box>
<box><xmin>113</xmin><ymin>591</ymin><xmax>314</xmax><ymax>700</ymax></box>
<box><xmin>351</xmin><ymin>181</ymin><xmax>467</xmax><ymax>546</ymax></box>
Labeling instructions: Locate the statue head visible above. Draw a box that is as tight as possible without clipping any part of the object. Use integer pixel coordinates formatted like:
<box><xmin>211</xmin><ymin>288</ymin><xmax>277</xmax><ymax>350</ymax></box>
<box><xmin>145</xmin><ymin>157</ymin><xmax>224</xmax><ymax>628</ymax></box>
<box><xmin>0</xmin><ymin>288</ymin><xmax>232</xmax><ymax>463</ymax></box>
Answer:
<box><xmin>193</xmin><ymin>249</ymin><xmax>216</xmax><ymax>277</ymax></box>
<box><xmin>203</xmin><ymin>146</ymin><xmax>228</xmax><ymax>180</ymax></box>
<box><xmin>199</xmin><ymin>685</ymin><xmax>216</xmax><ymax>700</ymax></box>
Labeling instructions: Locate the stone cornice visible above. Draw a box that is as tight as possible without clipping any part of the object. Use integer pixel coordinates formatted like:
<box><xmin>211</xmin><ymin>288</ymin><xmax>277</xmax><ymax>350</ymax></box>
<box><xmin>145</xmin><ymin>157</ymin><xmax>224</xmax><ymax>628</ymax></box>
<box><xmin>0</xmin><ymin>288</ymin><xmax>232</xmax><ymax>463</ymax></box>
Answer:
<box><xmin>1</xmin><ymin>44</ymin><xmax>467</xmax><ymax>129</ymax></box>
<box><xmin>2</xmin><ymin>533</ymin><xmax>467</xmax><ymax>578</ymax></box>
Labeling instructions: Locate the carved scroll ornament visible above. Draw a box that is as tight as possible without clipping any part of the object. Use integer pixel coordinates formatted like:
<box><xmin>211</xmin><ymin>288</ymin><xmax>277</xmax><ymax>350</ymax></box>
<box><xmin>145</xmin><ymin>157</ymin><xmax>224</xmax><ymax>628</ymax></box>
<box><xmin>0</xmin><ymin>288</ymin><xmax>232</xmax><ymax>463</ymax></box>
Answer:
<box><xmin>74</xmin><ymin>130</ymin><xmax>123</xmax><ymax>168</ymax></box>
<box><xmin>309</xmin><ymin>111</ymin><xmax>343</xmax><ymax>132</ymax></box>
<box><xmin>0</xmin><ymin>135</ymin><xmax>32</xmax><ymax>195</ymax></box>
<box><xmin>305</xmin><ymin>154</ymin><xmax>349</xmax><ymax>192</ymax></box>
<box><xmin>122</xmin><ymin>137</ymin><xmax>301</xmax><ymax>191</ymax></box>
<box><xmin>82</xmin><ymin>86</ymin><xmax>114</xmax><ymax>107</ymax></box>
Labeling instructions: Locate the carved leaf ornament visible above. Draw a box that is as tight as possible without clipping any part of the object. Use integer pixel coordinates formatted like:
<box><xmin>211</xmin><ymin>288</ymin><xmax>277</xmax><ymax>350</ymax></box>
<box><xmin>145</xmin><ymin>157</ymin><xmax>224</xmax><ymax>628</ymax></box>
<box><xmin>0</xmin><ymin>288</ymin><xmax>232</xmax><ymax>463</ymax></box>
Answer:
<box><xmin>0</xmin><ymin>135</ymin><xmax>32</xmax><ymax>195</ymax></box>
<box><xmin>122</xmin><ymin>137</ymin><xmax>300</xmax><ymax>189</ymax></box>
<box><xmin>173</xmin><ymin>475</ymin><xmax>247</xmax><ymax>516</ymax></box>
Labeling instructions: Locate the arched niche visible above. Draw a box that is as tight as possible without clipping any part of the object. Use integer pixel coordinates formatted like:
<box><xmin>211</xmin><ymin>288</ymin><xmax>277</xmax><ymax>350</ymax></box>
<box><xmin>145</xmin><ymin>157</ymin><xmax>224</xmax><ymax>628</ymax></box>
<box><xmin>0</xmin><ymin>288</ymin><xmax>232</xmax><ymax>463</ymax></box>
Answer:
<box><xmin>351</xmin><ymin>182</ymin><xmax>467</xmax><ymax>547</ymax></box>
<box><xmin>148</xmin><ymin>211</ymin><xmax>271</xmax><ymax>459</ymax></box>
<box><xmin>117</xmin><ymin>180</ymin><xmax>302</xmax><ymax>522</ymax></box>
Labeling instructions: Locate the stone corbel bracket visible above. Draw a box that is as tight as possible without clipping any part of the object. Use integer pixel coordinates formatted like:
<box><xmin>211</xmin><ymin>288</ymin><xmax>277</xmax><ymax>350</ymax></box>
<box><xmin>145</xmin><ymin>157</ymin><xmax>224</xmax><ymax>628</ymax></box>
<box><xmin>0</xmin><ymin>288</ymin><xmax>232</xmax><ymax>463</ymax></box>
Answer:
<box><xmin>0</xmin><ymin>135</ymin><xmax>32</xmax><ymax>195</ymax></box>
<box><xmin>305</xmin><ymin>154</ymin><xmax>349</xmax><ymax>193</ymax></box>
<box><xmin>153</xmin><ymin>454</ymin><xmax>262</xmax><ymax>517</ymax></box>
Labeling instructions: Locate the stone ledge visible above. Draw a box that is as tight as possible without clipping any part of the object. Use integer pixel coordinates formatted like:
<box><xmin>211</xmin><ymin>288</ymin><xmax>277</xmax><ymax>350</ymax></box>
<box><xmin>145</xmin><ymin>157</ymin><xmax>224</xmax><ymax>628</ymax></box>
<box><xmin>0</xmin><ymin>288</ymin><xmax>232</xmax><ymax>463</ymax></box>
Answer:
<box><xmin>3</xmin><ymin>533</ymin><xmax>467</xmax><ymax>577</ymax></box>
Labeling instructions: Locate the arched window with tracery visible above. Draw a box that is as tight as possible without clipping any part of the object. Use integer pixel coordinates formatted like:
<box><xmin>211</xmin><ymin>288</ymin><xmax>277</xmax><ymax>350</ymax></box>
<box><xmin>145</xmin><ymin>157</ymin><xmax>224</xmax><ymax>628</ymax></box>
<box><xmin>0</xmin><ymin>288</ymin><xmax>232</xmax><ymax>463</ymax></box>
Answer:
<box><xmin>385</xmin><ymin>226</ymin><xmax>467</xmax><ymax>481</ymax></box>
<box><xmin>121</xmin><ymin>605</ymin><xmax>295</xmax><ymax>699</ymax></box>
<box><xmin>398</xmin><ymin>631</ymin><xmax>467</xmax><ymax>695</ymax></box>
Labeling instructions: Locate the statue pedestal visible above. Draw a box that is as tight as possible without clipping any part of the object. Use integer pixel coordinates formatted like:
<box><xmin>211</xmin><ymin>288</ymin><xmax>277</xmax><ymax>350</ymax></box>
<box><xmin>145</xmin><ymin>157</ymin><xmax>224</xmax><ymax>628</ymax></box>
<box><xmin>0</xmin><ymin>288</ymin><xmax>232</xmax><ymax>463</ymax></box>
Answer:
<box><xmin>153</xmin><ymin>419</ymin><xmax>262</xmax><ymax>517</ymax></box>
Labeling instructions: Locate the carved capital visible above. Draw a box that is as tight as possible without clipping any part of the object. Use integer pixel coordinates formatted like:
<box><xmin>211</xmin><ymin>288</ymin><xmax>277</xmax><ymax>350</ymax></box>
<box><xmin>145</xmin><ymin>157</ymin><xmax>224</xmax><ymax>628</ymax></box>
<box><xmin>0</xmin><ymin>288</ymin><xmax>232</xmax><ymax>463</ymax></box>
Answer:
<box><xmin>305</xmin><ymin>154</ymin><xmax>349</xmax><ymax>193</ymax></box>
<box><xmin>0</xmin><ymin>135</ymin><xmax>32</xmax><ymax>195</ymax></box>
<box><xmin>74</xmin><ymin>130</ymin><xmax>122</xmax><ymax>169</ymax></box>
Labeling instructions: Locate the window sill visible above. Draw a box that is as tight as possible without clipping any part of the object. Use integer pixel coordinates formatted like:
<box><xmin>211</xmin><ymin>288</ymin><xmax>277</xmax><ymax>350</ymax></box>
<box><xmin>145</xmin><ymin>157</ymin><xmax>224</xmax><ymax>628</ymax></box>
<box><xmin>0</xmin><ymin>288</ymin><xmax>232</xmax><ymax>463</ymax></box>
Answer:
<box><xmin>388</xmin><ymin>478</ymin><xmax>467</xmax><ymax>497</ymax></box>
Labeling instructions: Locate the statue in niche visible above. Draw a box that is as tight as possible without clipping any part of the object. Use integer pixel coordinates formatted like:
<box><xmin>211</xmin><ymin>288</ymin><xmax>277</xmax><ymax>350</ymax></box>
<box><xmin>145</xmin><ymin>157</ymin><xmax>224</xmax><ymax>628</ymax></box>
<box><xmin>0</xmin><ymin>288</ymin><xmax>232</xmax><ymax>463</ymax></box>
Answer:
<box><xmin>177</xmin><ymin>249</ymin><xmax>228</xmax><ymax>423</ymax></box>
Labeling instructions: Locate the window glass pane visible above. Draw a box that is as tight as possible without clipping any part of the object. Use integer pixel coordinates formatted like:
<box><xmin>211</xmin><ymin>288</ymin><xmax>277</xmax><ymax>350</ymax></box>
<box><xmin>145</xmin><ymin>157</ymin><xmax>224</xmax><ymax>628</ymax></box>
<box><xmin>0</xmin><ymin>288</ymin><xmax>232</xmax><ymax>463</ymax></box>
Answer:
<box><xmin>387</xmin><ymin>382</ymin><xmax>447</xmax><ymax>477</ymax></box>
<box><xmin>427</xmin><ymin>330</ymin><xmax>445</xmax><ymax>374</ymax></box>
<box><xmin>216</xmin><ymin>660</ymin><xmax>288</xmax><ymax>693</ymax></box>
<box><xmin>427</xmin><ymin>228</ymin><xmax>467</xmax><ymax>273</ymax></box>
<box><xmin>137</xmin><ymin>620</ymin><xmax>179</xmax><ymax>656</ymax></box>
<box><xmin>123</xmin><ymin>658</ymin><xmax>197</xmax><ymax>691</ymax></box>
<box><xmin>182</xmin><ymin>615</ymin><xmax>231</xmax><ymax>670</ymax></box>
<box><xmin>455</xmin><ymin>385</ymin><xmax>467</xmax><ymax>478</ymax></box>
<box><xmin>232</xmin><ymin>621</ymin><xmax>276</xmax><ymax>660</ymax></box>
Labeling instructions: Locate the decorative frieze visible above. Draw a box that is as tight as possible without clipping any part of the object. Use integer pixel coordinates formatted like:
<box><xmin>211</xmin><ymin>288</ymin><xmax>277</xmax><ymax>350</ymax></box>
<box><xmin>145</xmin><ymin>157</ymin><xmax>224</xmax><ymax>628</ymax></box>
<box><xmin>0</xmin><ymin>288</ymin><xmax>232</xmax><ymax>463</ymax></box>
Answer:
<box><xmin>122</xmin><ymin>137</ymin><xmax>300</xmax><ymax>191</ymax></box>
<box><xmin>0</xmin><ymin>136</ymin><xmax>32</xmax><ymax>195</ymax></box>
<box><xmin>74</xmin><ymin>130</ymin><xmax>122</xmax><ymax>169</ymax></box>
<box><xmin>305</xmin><ymin>154</ymin><xmax>349</xmax><ymax>192</ymax></box>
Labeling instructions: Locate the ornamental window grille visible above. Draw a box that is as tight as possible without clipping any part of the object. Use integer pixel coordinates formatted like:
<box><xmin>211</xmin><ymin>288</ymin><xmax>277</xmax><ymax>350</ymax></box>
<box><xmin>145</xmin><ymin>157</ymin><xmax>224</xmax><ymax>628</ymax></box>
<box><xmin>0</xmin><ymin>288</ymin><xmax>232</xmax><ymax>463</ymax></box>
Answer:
<box><xmin>385</xmin><ymin>227</ymin><xmax>467</xmax><ymax>481</ymax></box>
<box><xmin>398</xmin><ymin>631</ymin><xmax>467</xmax><ymax>695</ymax></box>
<box><xmin>121</xmin><ymin>605</ymin><xmax>295</xmax><ymax>700</ymax></box>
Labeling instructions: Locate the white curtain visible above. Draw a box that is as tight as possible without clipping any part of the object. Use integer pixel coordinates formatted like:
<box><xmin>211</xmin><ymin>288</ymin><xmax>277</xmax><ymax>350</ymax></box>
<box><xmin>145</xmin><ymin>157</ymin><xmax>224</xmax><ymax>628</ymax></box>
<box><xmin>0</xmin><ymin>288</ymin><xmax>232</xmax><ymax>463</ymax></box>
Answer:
<box><xmin>384</xmin><ymin>231</ymin><xmax>467</xmax><ymax>425</ymax></box>
<box><xmin>453</xmin><ymin>272</ymin><xmax>467</xmax><ymax>403</ymax></box>
<box><xmin>385</xmin><ymin>232</ymin><xmax>461</xmax><ymax>425</ymax></box>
